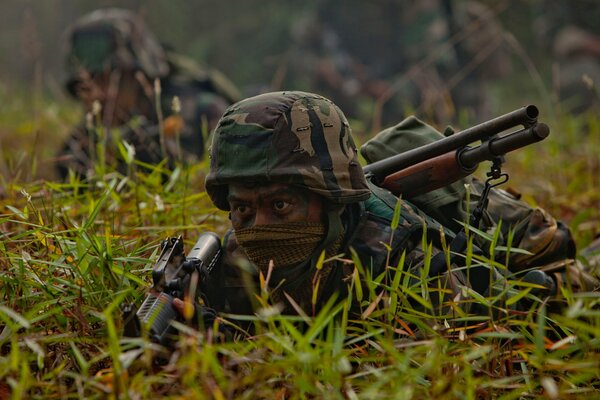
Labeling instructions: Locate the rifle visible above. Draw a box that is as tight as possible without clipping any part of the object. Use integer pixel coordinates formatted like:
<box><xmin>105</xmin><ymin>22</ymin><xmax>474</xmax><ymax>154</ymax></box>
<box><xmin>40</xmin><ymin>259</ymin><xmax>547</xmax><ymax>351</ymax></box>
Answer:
<box><xmin>362</xmin><ymin>105</ymin><xmax>550</xmax><ymax>289</ymax></box>
<box><xmin>363</xmin><ymin>105</ymin><xmax>549</xmax><ymax>198</ymax></box>
<box><xmin>123</xmin><ymin>232</ymin><xmax>221</xmax><ymax>346</ymax></box>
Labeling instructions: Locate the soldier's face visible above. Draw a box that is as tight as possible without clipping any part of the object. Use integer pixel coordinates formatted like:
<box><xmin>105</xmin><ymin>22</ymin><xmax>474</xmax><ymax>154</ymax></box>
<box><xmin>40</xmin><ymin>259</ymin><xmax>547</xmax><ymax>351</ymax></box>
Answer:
<box><xmin>74</xmin><ymin>69</ymin><xmax>142</xmax><ymax>126</ymax></box>
<box><xmin>74</xmin><ymin>71</ymin><xmax>108</xmax><ymax>110</ymax></box>
<box><xmin>227</xmin><ymin>183</ymin><xmax>325</xmax><ymax>230</ymax></box>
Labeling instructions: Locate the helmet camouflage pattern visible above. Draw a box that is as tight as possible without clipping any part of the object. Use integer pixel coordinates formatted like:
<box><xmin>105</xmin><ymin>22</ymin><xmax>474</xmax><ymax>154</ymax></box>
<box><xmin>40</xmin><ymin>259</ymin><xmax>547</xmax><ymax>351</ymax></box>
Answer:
<box><xmin>64</xmin><ymin>8</ymin><xmax>169</xmax><ymax>94</ymax></box>
<box><xmin>205</xmin><ymin>91</ymin><xmax>370</xmax><ymax>210</ymax></box>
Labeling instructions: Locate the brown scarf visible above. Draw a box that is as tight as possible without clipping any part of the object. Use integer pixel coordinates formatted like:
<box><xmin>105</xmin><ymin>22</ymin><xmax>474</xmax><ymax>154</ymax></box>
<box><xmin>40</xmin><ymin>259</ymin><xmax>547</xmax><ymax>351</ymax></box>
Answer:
<box><xmin>235</xmin><ymin>222</ymin><xmax>344</xmax><ymax>314</ymax></box>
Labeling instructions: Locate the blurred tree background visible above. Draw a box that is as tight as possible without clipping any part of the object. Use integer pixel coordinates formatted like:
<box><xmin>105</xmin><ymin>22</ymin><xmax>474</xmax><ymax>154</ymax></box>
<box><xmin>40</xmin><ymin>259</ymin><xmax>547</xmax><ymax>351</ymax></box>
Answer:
<box><xmin>0</xmin><ymin>0</ymin><xmax>598</xmax><ymax>181</ymax></box>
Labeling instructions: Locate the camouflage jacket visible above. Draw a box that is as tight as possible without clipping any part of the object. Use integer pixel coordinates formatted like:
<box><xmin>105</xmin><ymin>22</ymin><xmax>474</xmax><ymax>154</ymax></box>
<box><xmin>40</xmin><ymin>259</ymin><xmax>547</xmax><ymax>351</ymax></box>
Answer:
<box><xmin>203</xmin><ymin>186</ymin><xmax>474</xmax><ymax>318</ymax></box>
<box><xmin>57</xmin><ymin>83</ymin><xmax>229</xmax><ymax>178</ymax></box>
<box><xmin>57</xmin><ymin>51</ymin><xmax>238</xmax><ymax>178</ymax></box>
<box><xmin>361</xmin><ymin>115</ymin><xmax>579</xmax><ymax>272</ymax></box>
<box><xmin>204</xmin><ymin>186</ymin><xmax>598</xmax><ymax>323</ymax></box>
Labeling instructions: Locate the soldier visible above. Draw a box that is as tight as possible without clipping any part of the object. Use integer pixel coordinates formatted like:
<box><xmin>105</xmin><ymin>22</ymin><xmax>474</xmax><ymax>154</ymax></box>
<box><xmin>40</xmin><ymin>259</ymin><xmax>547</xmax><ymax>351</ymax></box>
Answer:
<box><xmin>56</xmin><ymin>8</ymin><xmax>240</xmax><ymax>178</ymax></box>
<box><xmin>173</xmin><ymin>91</ymin><xmax>597</xmax><ymax>326</ymax></box>
<box><xmin>285</xmin><ymin>0</ymin><xmax>512</xmax><ymax>130</ymax></box>
<box><xmin>552</xmin><ymin>26</ymin><xmax>600</xmax><ymax>114</ymax></box>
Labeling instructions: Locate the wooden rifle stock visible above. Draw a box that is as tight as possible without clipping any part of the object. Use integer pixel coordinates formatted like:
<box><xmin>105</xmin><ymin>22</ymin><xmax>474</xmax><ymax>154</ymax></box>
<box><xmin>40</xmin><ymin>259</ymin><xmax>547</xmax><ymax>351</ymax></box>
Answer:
<box><xmin>380</xmin><ymin>151</ymin><xmax>476</xmax><ymax>198</ymax></box>
<box><xmin>364</xmin><ymin>106</ymin><xmax>550</xmax><ymax>198</ymax></box>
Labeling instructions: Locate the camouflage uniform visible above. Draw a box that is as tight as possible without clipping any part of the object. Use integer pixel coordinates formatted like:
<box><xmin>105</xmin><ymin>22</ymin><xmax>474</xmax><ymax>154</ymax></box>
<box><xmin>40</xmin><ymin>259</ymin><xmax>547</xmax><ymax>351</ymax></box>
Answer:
<box><xmin>56</xmin><ymin>8</ymin><xmax>240</xmax><ymax>178</ymax></box>
<box><xmin>202</xmin><ymin>91</ymin><xmax>595</xmax><ymax>321</ymax></box>
<box><xmin>360</xmin><ymin>115</ymin><xmax>599</xmax><ymax>292</ymax></box>
<box><xmin>204</xmin><ymin>91</ymin><xmax>467</xmax><ymax>316</ymax></box>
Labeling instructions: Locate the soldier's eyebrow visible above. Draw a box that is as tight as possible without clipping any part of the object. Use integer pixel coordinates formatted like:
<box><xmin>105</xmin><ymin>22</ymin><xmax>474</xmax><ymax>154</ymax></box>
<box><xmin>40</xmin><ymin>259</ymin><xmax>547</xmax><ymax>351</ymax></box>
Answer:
<box><xmin>226</xmin><ymin>193</ymin><xmax>247</xmax><ymax>203</ymax></box>
<box><xmin>227</xmin><ymin>187</ymin><xmax>305</xmax><ymax>203</ymax></box>
<box><xmin>263</xmin><ymin>187</ymin><xmax>299</xmax><ymax>197</ymax></box>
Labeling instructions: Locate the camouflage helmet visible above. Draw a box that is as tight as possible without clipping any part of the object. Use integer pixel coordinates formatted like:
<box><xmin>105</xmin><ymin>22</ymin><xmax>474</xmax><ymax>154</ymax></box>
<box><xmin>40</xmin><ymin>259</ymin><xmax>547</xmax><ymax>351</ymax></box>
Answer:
<box><xmin>205</xmin><ymin>91</ymin><xmax>370</xmax><ymax>210</ymax></box>
<box><xmin>64</xmin><ymin>8</ymin><xmax>169</xmax><ymax>95</ymax></box>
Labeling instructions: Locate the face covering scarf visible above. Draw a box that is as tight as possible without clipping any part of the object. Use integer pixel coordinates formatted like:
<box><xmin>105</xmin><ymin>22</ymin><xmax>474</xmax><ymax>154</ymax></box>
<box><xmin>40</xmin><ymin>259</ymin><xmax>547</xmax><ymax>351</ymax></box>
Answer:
<box><xmin>235</xmin><ymin>222</ymin><xmax>326</xmax><ymax>274</ymax></box>
<box><xmin>235</xmin><ymin>217</ymin><xmax>345</xmax><ymax>315</ymax></box>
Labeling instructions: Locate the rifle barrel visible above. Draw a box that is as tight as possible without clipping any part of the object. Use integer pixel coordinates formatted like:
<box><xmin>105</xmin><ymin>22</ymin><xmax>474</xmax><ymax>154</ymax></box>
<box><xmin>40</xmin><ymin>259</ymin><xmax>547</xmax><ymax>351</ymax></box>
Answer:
<box><xmin>363</xmin><ymin>105</ymin><xmax>539</xmax><ymax>180</ymax></box>
<box><xmin>459</xmin><ymin>123</ymin><xmax>549</xmax><ymax>169</ymax></box>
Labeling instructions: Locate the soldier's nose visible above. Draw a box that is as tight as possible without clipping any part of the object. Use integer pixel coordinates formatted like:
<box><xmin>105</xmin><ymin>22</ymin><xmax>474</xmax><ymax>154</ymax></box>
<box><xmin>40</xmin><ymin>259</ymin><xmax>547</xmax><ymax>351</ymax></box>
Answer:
<box><xmin>253</xmin><ymin>211</ymin><xmax>271</xmax><ymax>226</ymax></box>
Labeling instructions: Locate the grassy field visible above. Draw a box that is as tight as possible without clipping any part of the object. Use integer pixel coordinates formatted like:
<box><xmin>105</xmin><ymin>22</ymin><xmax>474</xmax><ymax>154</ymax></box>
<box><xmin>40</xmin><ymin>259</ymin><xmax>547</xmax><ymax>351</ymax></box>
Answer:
<box><xmin>0</xmin><ymin>89</ymin><xmax>599</xmax><ymax>399</ymax></box>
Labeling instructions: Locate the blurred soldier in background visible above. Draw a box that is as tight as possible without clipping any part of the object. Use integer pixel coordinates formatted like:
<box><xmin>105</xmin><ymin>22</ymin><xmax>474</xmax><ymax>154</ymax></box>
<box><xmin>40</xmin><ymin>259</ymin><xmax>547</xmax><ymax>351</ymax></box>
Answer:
<box><xmin>534</xmin><ymin>0</ymin><xmax>600</xmax><ymax>113</ymax></box>
<box><xmin>56</xmin><ymin>8</ymin><xmax>240</xmax><ymax>178</ymax></box>
<box><xmin>285</xmin><ymin>0</ymin><xmax>512</xmax><ymax>130</ymax></box>
<box><xmin>552</xmin><ymin>27</ymin><xmax>600</xmax><ymax>113</ymax></box>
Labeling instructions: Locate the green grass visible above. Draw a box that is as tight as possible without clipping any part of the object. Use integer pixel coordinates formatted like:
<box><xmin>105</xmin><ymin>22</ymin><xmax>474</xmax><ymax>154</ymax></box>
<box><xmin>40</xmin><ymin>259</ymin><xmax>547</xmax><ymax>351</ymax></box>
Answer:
<box><xmin>1</xmin><ymin>91</ymin><xmax>599</xmax><ymax>399</ymax></box>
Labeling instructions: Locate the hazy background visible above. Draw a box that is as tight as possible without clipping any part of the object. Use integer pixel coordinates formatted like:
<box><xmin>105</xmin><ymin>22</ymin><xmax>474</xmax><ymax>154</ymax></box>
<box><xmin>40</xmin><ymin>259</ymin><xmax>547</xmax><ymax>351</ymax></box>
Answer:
<box><xmin>0</xmin><ymin>0</ymin><xmax>598</xmax><ymax>180</ymax></box>
<box><xmin>2</xmin><ymin>0</ymin><xmax>596</xmax><ymax>100</ymax></box>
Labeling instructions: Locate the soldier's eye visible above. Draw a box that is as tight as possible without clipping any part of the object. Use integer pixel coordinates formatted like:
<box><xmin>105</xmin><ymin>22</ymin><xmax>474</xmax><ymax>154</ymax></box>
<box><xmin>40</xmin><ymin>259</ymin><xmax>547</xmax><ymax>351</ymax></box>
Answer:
<box><xmin>235</xmin><ymin>205</ymin><xmax>250</xmax><ymax>215</ymax></box>
<box><xmin>273</xmin><ymin>200</ymin><xmax>290</xmax><ymax>212</ymax></box>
